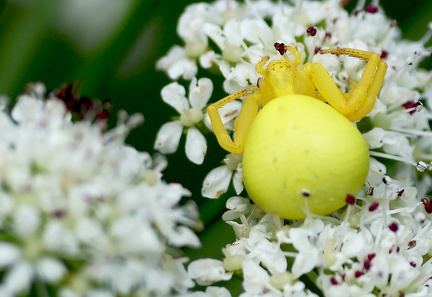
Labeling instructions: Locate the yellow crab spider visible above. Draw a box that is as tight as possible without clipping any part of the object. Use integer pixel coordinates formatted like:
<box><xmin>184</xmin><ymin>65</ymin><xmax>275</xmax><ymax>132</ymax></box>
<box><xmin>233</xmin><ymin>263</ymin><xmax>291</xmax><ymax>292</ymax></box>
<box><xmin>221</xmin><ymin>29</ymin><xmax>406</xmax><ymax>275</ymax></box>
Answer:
<box><xmin>208</xmin><ymin>44</ymin><xmax>387</xmax><ymax>220</ymax></box>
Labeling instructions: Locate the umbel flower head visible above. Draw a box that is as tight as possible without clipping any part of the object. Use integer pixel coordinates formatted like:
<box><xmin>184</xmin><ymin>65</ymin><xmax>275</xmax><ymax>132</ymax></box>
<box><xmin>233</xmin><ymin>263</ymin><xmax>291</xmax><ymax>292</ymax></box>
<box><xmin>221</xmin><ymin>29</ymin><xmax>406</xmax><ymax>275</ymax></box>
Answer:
<box><xmin>156</xmin><ymin>0</ymin><xmax>432</xmax><ymax>296</ymax></box>
<box><xmin>0</xmin><ymin>83</ymin><xmax>201</xmax><ymax>297</ymax></box>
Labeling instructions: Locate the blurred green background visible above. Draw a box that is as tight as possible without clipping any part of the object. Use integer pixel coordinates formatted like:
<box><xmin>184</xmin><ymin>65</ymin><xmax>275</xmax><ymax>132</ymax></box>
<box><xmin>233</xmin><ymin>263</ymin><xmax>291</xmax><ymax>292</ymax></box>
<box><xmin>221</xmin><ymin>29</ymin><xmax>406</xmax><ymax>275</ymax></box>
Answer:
<box><xmin>0</xmin><ymin>0</ymin><xmax>431</xmax><ymax>292</ymax></box>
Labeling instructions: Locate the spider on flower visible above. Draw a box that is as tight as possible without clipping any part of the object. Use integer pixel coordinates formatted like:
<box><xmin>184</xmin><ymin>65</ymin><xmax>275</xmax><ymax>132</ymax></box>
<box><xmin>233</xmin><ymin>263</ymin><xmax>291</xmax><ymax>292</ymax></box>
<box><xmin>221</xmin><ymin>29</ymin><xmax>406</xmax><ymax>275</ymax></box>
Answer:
<box><xmin>208</xmin><ymin>43</ymin><xmax>387</xmax><ymax>220</ymax></box>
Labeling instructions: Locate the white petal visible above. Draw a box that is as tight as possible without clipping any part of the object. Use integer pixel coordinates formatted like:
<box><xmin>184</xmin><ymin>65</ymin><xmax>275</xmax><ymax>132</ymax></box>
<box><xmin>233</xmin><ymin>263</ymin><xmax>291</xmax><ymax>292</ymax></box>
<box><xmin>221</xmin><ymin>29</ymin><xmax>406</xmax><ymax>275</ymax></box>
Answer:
<box><xmin>223</xmin><ymin>20</ymin><xmax>243</xmax><ymax>46</ymax></box>
<box><xmin>156</xmin><ymin>45</ymin><xmax>186</xmax><ymax>72</ymax></box>
<box><xmin>369</xmin><ymin>157</ymin><xmax>387</xmax><ymax>176</ymax></box>
<box><xmin>88</xmin><ymin>291</ymin><xmax>115</xmax><ymax>297</ymax></box>
<box><xmin>202</xmin><ymin>166</ymin><xmax>232</xmax><ymax>198</ymax></box>
<box><xmin>185</xmin><ymin>128</ymin><xmax>207</xmax><ymax>164</ymax></box>
<box><xmin>167</xmin><ymin>226</ymin><xmax>201</xmax><ymax>248</ymax></box>
<box><xmin>154</xmin><ymin>121</ymin><xmax>183</xmax><ymax>154</ymax></box>
<box><xmin>225</xmin><ymin>196</ymin><xmax>249</xmax><ymax>212</ymax></box>
<box><xmin>0</xmin><ymin>286</ymin><xmax>14</xmax><ymax>297</ymax></box>
<box><xmin>340</xmin><ymin>231</ymin><xmax>366</xmax><ymax>258</ymax></box>
<box><xmin>219</xmin><ymin>101</ymin><xmax>243</xmax><ymax>124</ymax></box>
<box><xmin>232</xmin><ymin>163</ymin><xmax>244</xmax><ymax>194</ymax></box>
<box><xmin>205</xmin><ymin>286</ymin><xmax>232</xmax><ymax>297</ymax></box>
<box><xmin>382</xmin><ymin>132</ymin><xmax>414</xmax><ymax>158</ymax></box>
<box><xmin>11</xmin><ymin>95</ymin><xmax>44</xmax><ymax>123</ymax></box>
<box><xmin>369</xmin><ymin>98</ymin><xmax>387</xmax><ymax>117</ymax></box>
<box><xmin>240</xmin><ymin>18</ymin><xmax>273</xmax><ymax>44</ymax></box>
<box><xmin>203</xmin><ymin>112</ymin><xmax>213</xmax><ymax>131</ymax></box>
<box><xmin>189</xmin><ymin>77</ymin><xmax>213</xmax><ymax>109</ymax></box>
<box><xmin>75</xmin><ymin>217</ymin><xmax>105</xmax><ymax>245</ymax></box>
<box><xmin>0</xmin><ymin>243</ymin><xmax>19</xmax><ymax>267</ymax></box>
<box><xmin>168</xmin><ymin>59</ymin><xmax>198</xmax><ymax>80</ymax></box>
<box><xmin>162</xmin><ymin>256</ymin><xmax>195</xmax><ymax>292</ymax></box>
<box><xmin>203</xmin><ymin>23</ymin><xmax>225</xmax><ymax>50</ymax></box>
<box><xmin>0</xmin><ymin>192</ymin><xmax>13</xmax><ymax>218</ymax></box>
<box><xmin>188</xmin><ymin>259</ymin><xmax>232</xmax><ymax>286</ymax></box>
<box><xmin>5</xmin><ymin>261</ymin><xmax>33</xmax><ymax>293</ymax></box>
<box><xmin>199</xmin><ymin>51</ymin><xmax>218</xmax><ymax>69</ymax></box>
<box><xmin>13</xmin><ymin>205</ymin><xmax>40</xmax><ymax>236</ymax></box>
<box><xmin>291</xmin><ymin>251</ymin><xmax>319</xmax><ymax>278</ymax></box>
<box><xmin>242</xmin><ymin>258</ymin><xmax>271</xmax><ymax>285</ymax></box>
<box><xmin>222</xmin><ymin>196</ymin><xmax>250</xmax><ymax>221</ymax></box>
<box><xmin>363</xmin><ymin>127</ymin><xmax>385</xmax><ymax>149</ymax></box>
<box><xmin>369</xmin><ymin>253</ymin><xmax>390</xmax><ymax>288</ymax></box>
<box><xmin>123</xmin><ymin>222</ymin><xmax>162</xmax><ymax>253</ymax></box>
<box><xmin>112</xmin><ymin>212</ymin><xmax>163</xmax><ymax>255</ymax></box>
<box><xmin>43</xmin><ymin>221</ymin><xmax>79</xmax><ymax>255</ymax></box>
<box><xmin>390</xmin><ymin>257</ymin><xmax>420</xmax><ymax>289</ymax></box>
<box><xmin>161</xmin><ymin>82</ymin><xmax>189</xmax><ymax>114</ymax></box>
<box><xmin>36</xmin><ymin>257</ymin><xmax>67</xmax><ymax>283</ymax></box>
<box><xmin>256</xmin><ymin>241</ymin><xmax>287</xmax><ymax>273</ymax></box>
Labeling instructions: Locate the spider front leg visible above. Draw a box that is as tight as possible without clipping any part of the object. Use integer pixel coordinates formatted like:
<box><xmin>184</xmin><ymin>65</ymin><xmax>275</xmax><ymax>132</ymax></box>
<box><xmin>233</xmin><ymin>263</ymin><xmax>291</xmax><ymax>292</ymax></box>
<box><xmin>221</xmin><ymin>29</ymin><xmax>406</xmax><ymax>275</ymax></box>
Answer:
<box><xmin>304</xmin><ymin>48</ymin><xmax>387</xmax><ymax>121</ymax></box>
<box><xmin>208</xmin><ymin>87</ymin><xmax>259</xmax><ymax>153</ymax></box>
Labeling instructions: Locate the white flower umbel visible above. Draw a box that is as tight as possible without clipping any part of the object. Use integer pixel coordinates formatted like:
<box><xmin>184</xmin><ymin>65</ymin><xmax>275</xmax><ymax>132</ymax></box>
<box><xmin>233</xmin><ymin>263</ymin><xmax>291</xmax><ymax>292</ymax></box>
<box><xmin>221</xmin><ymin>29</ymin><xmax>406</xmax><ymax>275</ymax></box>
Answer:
<box><xmin>157</xmin><ymin>0</ymin><xmax>432</xmax><ymax>296</ymax></box>
<box><xmin>0</xmin><ymin>83</ymin><xmax>201</xmax><ymax>296</ymax></box>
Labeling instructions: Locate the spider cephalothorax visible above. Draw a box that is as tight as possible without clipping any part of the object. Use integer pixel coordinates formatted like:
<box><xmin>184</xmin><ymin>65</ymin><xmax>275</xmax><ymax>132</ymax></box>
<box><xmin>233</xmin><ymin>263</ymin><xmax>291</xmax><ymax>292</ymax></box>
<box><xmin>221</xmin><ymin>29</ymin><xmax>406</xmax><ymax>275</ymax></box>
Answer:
<box><xmin>208</xmin><ymin>45</ymin><xmax>387</xmax><ymax>154</ymax></box>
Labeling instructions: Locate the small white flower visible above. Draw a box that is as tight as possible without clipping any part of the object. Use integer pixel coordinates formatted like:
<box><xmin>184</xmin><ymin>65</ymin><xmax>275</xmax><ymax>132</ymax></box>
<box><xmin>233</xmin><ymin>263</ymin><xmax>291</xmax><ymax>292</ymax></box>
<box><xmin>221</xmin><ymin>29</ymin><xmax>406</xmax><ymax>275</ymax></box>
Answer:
<box><xmin>202</xmin><ymin>153</ymin><xmax>243</xmax><ymax>198</ymax></box>
<box><xmin>188</xmin><ymin>259</ymin><xmax>233</xmax><ymax>286</ymax></box>
<box><xmin>245</xmin><ymin>234</ymin><xmax>287</xmax><ymax>274</ymax></box>
<box><xmin>155</xmin><ymin>77</ymin><xmax>213</xmax><ymax>164</ymax></box>
<box><xmin>156</xmin><ymin>45</ymin><xmax>199</xmax><ymax>80</ymax></box>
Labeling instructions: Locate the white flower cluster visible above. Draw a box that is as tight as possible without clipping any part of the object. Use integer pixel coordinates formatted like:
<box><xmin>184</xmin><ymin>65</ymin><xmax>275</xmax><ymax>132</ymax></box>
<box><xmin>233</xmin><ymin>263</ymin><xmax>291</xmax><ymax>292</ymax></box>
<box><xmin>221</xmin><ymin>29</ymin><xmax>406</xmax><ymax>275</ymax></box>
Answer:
<box><xmin>156</xmin><ymin>0</ymin><xmax>432</xmax><ymax>296</ymax></box>
<box><xmin>199</xmin><ymin>177</ymin><xmax>432</xmax><ymax>297</ymax></box>
<box><xmin>0</xmin><ymin>84</ymin><xmax>201</xmax><ymax>297</ymax></box>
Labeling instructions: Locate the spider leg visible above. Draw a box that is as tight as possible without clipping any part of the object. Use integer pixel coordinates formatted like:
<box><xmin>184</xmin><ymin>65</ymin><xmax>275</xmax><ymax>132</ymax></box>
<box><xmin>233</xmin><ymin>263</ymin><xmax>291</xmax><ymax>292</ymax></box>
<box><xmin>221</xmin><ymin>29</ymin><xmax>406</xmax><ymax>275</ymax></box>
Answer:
<box><xmin>344</xmin><ymin>60</ymin><xmax>387</xmax><ymax>121</ymax></box>
<box><xmin>256</xmin><ymin>56</ymin><xmax>270</xmax><ymax>76</ymax></box>
<box><xmin>329</xmin><ymin>49</ymin><xmax>387</xmax><ymax>121</ymax></box>
<box><xmin>282</xmin><ymin>45</ymin><xmax>302</xmax><ymax>67</ymax></box>
<box><xmin>303</xmin><ymin>49</ymin><xmax>386</xmax><ymax>121</ymax></box>
<box><xmin>208</xmin><ymin>87</ymin><xmax>259</xmax><ymax>153</ymax></box>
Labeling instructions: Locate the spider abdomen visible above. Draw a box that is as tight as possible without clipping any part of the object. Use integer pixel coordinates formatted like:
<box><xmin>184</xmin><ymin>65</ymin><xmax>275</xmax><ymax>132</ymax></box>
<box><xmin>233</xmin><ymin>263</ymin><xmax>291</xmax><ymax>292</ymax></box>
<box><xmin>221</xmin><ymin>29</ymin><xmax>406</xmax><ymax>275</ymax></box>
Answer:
<box><xmin>242</xmin><ymin>94</ymin><xmax>369</xmax><ymax>219</ymax></box>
